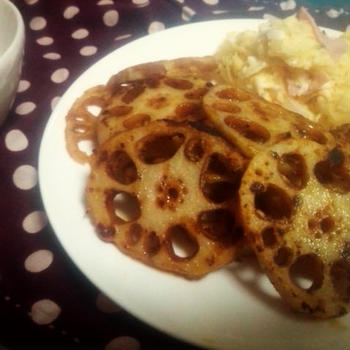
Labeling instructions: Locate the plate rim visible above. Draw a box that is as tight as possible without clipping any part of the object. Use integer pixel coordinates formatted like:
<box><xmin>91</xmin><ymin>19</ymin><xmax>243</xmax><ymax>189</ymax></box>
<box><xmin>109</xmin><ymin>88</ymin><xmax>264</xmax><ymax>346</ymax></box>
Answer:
<box><xmin>38</xmin><ymin>18</ymin><xmax>348</xmax><ymax>350</ymax></box>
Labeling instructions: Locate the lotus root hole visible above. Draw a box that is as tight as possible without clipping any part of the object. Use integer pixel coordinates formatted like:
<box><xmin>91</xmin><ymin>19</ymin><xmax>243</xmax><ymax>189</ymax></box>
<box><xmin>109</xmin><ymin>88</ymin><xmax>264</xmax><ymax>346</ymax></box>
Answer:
<box><xmin>111</xmin><ymin>192</ymin><xmax>141</xmax><ymax>222</ymax></box>
<box><xmin>175</xmin><ymin>103</ymin><xmax>205</xmax><ymax>122</ymax></box>
<box><xmin>198</xmin><ymin>209</ymin><xmax>240</xmax><ymax>244</ymax></box>
<box><xmin>184</xmin><ymin>87</ymin><xmax>208</xmax><ymax>100</ymax></box>
<box><xmin>328</xmin><ymin>148</ymin><xmax>345</xmax><ymax>167</ymax></box>
<box><xmin>123</xmin><ymin>114</ymin><xmax>151</xmax><ymax>129</ymax></box>
<box><xmin>147</xmin><ymin>96</ymin><xmax>168</xmax><ymax>109</ymax></box>
<box><xmin>143</xmin><ymin>231</ymin><xmax>161</xmax><ymax>256</ymax></box>
<box><xmin>164</xmin><ymin>78</ymin><xmax>193</xmax><ymax>90</ymax></box>
<box><xmin>166</xmin><ymin>225</ymin><xmax>199</xmax><ymax>260</ymax></box>
<box><xmin>138</xmin><ymin>133</ymin><xmax>185</xmax><ymax>164</ymax></box>
<box><xmin>294</xmin><ymin>123</ymin><xmax>327</xmax><ymax>145</ymax></box>
<box><xmin>314</xmin><ymin>160</ymin><xmax>350</xmax><ymax>194</ymax></box>
<box><xmin>251</xmin><ymin>101</ymin><xmax>273</xmax><ymax>121</ymax></box>
<box><xmin>212</xmin><ymin>102</ymin><xmax>241</xmax><ymax>113</ymax></box>
<box><xmin>107</xmin><ymin>150</ymin><xmax>138</xmax><ymax>185</ymax></box>
<box><xmin>289</xmin><ymin>254</ymin><xmax>324</xmax><ymax>291</ymax></box>
<box><xmin>262</xmin><ymin>227</ymin><xmax>277</xmax><ymax>247</ymax></box>
<box><xmin>224</xmin><ymin>116</ymin><xmax>270</xmax><ymax>143</ymax></box>
<box><xmin>184</xmin><ymin>137</ymin><xmax>205</xmax><ymax>162</ymax></box>
<box><xmin>308</xmin><ymin>219</ymin><xmax>318</xmax><ymax>230</ymax></box>
<box><xmin>86</xmin><ymin>105</ymin><xmax>102</xmax><ymax>117</ymax></box>
<box><xmin>78</xmin><ymin>140</ymin><xmax>94</xmax><ymax>156</ymax></box>
<box><xmin>126</xmin><ymin>223</ymin><xmax>142</xmax><ymax>245</ymax></box>
<box><xmin>122</xmin><ymin>83</ymin><xmax>145</xmax><ymax>104</ymax></box>
<box><xmin>216</xmin><ymin>88</ymin><xmax>250</xmax><ymax>101</ymax></box>
<box><xmin>277</xmin><ymin>153</ymin><xmax>308</xmax><ymax>190</ymax></box>
<box><xmin>202</xmin><ymin>153</ymin><xmax>242</xmax><ymax>203</ymax></box>
<box><xmin>73</xmin><ymin>126</ymin><xmax>88</xmax><ymax>134</ymax></box>
<box><xmin>156</xmin><ymin>176</ymin><xmax>187</xmax><ymax>210</ymax></box>
<box><xmin>320</xmin><ymin>217</ymin><xmax>335</xmax><ymax>233</ymax></box>
<box><xmin>107</xmin><ymin>105</ymin><xmax>133</xmax><ymax>116</ymax></box>
<box><xmin>254</xmin><ymin>184</ymin><xmax>293</xmax><ymax>220</ymax></box>
<box><xmin>96</xmin><ymin>224</ymin><xmax>115</xmax><ymax>241</ymax></box>
<box><xmin>330</xmin><ymin>258</ymin><xmax>350</xmax><ymax>302</ymax></box>
<box><xmin>273</xmin><ymin>246</ymin><xmax>293</xmax><ymax>266</ymax></box>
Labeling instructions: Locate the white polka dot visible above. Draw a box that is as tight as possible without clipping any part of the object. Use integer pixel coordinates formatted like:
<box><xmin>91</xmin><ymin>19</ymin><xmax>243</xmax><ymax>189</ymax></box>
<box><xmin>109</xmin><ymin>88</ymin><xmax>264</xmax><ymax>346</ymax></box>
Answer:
<box><xmin>63</xmin><ymin>6</ymin><xmax>80</xmax><ymax>19</ymax></box>
<box><xmin>103</xmin><ymin>10</ymin><xmax>119</xmax><ymax>27</ymax></box>
<box><xmin>280</xmin><ymin>0</ymin><xmax>296</xmax><ymax>11</ymax></box>
<box><xmin>15</xmin><ymin>102</ymin><xmax>36</xmax><ymax>115</ymax></box>
<box><xmin>5</xmin><ymin>129</ymin><xmax>28</xmax><ymax>152</ymax></box>
<box><xmin>51</xmin><ymin>68</ymin><xmax>69</xmax><ymax>84</ymax></box>
<box><xmin>29</xmin><ymin>16</ymin><xmax>47</xmax><ymax>30</ymax></box>
<box><xmin>202</xmin><ymin>0</ymin><xmax>218</xmax><ymax>5</ymax></box>
<box><xmin>24</xmin><ymin>250</ymin><xmax>53</xmax><ymax>273</ymax></box>
<box><xmin>17</xmin><ymin>80</ymin><xmax>31</xmax><ymax>93</ymax></box>
<box><xmin>51</xmin><ymin>96</ymin><xmax>61</xmax><ymax>111</ymax></box>
<box><xmin>36</xmin><ymin>37</ymin><xmax>54</xmax><ymax>46</ymax></box>
<box><xmin>97</xmin><ymin>0</ymin><xmax>114</xmax><ymax>5</ymax></box>
<box><xmin>115</xmin><ymin>34</ymin><xmax>132</xmax><ymax>41</ymax></box>
<box><xmin>132</xmin><ymin>0</ymin><xmax>150</xmax><ymax>6</ymax></box>
<box><xmin>326</xmin><ymin>8</ymin><xmax>344</xmax><ymax>18</ymax></box>
<box><xmin>105</xmin><ymin>337</ymin><xmax>140</xmax><ymax>350</ymax></box>
<box><xmin>13</xmin><ymin>165</ymin><xmax>37</xmax><ymax>190</ymax></box>
<box><xmin>176</xmin><ymin>0</ymin><xmax>184</xmax><ymax>3</ymax></box>
<box><xmin>80</xmin><ymin>46</ymin><xmax>98</xmax><ymax>56</ymax></box>
<box><xmin>182</xmin><ymin>6</ymin><xmax>196</xmax><ymax>21</ymax></box>
<box><xmin>212</xmin><ymin>9</ymin><xmax>228</xmax><ymax>14</ymax></box>
<box><xmin>96</xmin><ymin>293</ymin><xmax>121</xmax><ymax>314</ymax></box>
<box><xmin>43</xmin><ymin>52</ymin><xmax>61</xmax><ymax>60</ymax></box>
<box><xmin>30</xmin><ymin>299</ymin><xmax>61</xmax><ymax>325</ymax></box>
<box><xmin>22</xmin><ymin>210</ymin><xmax>48</xmax><ymax>234</ymax></box>
<box><xmin>148</xmin><ymin>21</ymin><xmax>165</xmax><ymax>34</ymax></box>
<box><xmin>71</xmin><ymin>28</ymin><xmax>89</xmax><ymax>39</ymax></box>
<box><xmin>248</xmin><ymin>6</ymin><xmax>264</xmax><ymax>11</ymax></box>
<box><xmin>24</xmin><ymin>0</ymin><xmax>39</xmax><ymax>4</ymax></box>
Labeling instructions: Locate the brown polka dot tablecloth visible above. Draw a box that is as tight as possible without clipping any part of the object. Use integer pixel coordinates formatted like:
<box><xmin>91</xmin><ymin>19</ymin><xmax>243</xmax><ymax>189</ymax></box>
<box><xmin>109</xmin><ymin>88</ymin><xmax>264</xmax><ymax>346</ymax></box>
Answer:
<box><xmin>0</xmin><ymin>0</ymin><xmax>349</xmax><ymax>349</ymax></box>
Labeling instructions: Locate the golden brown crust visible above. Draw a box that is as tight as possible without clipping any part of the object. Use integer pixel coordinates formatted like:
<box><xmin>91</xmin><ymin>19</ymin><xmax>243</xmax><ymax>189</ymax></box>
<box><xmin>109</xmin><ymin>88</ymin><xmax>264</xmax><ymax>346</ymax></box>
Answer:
<box><xmin>86</xmin><ymin>120</ymin><xmax>247</xmax><ymax>279</ymax></box>
<box><xmin>65</xmin><ymin>57</ymin><xmax>221</xmax><ymax>164</ymax></box>
<box><xmin>203</xmin><ymin>84</ymin><xmax>333</xmax><ymax>158</ymax></box>
<box><xmin>97</xmin><ymin>76</ymin><xmax>211</xmax><ymax>144</ymax></box>
<box><xmin>106</xmin><ymin>56</ymin><xmax>220</xmax><ymax>92</ymax></box>
<box><xmin>65</xmin><ymin>86</ymin><xmax>111</xmax><ymax>164</ymax></box>
<box><xmin>239</xmin><ymin>138</ymin><xmax>350</xmax><ymax>318</ymax></box>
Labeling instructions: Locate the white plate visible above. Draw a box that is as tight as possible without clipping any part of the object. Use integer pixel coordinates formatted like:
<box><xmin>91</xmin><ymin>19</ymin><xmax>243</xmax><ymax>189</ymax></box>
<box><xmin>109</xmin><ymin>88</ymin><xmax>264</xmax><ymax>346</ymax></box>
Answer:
<box><xmin>39</xmin><ymin>19</ymin><xmax>350</xmax><ymax>350</ymax></box>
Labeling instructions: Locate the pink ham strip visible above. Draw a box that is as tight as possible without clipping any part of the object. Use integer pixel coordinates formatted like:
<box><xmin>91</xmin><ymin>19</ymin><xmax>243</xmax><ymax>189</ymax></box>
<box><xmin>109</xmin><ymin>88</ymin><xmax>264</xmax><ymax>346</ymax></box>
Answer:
<box><xmin>297</xmin><ymin>7</ymin><xmax>347</xmax><ymax>59</ymax></box>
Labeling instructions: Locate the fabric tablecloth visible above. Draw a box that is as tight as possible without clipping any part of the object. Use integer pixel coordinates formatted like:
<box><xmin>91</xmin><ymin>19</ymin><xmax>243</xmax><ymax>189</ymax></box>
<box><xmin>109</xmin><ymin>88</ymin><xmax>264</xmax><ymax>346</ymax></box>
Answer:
<box><xmin>0</xmin><ymin>0</ymin><xmax>349</xmax><ymax>349</ymax></box>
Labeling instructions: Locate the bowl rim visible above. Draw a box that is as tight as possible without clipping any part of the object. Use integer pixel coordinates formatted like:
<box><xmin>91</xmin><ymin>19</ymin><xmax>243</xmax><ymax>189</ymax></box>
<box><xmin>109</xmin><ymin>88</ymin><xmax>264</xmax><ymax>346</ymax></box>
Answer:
<box><xmin>0</xmin><ymin>0</ymin><xmax>25</xmax><ymax>65</ymax></box>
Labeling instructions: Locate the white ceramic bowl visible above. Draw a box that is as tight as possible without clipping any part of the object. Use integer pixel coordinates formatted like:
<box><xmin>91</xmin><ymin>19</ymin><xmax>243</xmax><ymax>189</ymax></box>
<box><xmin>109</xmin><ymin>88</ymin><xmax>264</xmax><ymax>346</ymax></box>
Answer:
<box><xmin>0</xmin><ymin>0</ymin><xmax>25</xmax><ymax>126</ymax></box>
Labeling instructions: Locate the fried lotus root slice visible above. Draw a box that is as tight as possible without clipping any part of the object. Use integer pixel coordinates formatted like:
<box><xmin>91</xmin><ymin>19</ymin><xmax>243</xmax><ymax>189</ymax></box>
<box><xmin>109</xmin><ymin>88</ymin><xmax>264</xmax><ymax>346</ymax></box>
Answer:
<box><xmin>86</xmin><ymin>120</ymin><xmax>247</xmax><ymax>279</ymax></box>
<box><xmin>97</xmin><ymin>76</ymin><xmax>211</xmax><ymax>144</ymax></box>
<box><xmin>65</xmin><ymin>85</ymin><xmax>111</xmax><ymax>163</ymax></box>
<box><xmin>203</xmin><ymin>84</ymin><xmax>332</xmax><ymax>158</ymax></box>
<box><xmin>239</xmin><ymin>138</ymin><xmax>350</xmax><ymax>317</ymax></box>
<box><xmin>106</xmin><ymin>56</ymin><xmax>221</xmax><ymax>92</ymax></box>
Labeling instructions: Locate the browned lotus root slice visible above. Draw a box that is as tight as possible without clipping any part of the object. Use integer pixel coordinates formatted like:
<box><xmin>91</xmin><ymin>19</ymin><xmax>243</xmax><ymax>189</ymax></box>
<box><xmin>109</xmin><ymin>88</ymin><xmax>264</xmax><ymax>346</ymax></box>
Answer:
<box><xmin>331</xmin><ymin>123</ymin><xmax>350</xmax><ymax>164</ymax></box>
<box><xmin>239</xmin><ymin>139</ymin><xmax>350</xmax><ymax>318</ymax></box>
<box><xmin>65</xmin><ymin>85</ymin><xmax>111</xmax><ymax>164</ymax></box>
<box><xmin>203</xmin><ymin>84</ymin><xmax>332</xmax><ymax>158</ymax></box>
<box><xmin>97</xmin><ymin>76</ymin><xmax>211</xmax><ymax>144</ymax></box>
<box><xmin>106</xmin><ymin>56</ymin><xmax>221</xmax><ymax>92</ymax></box>
<box><xmin>86</xmin><ymin>120</ymin><xmax>247</xmax><ymax>279</ymax></box>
